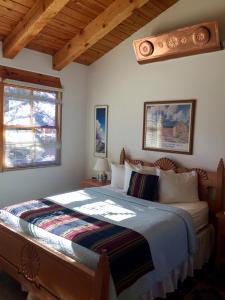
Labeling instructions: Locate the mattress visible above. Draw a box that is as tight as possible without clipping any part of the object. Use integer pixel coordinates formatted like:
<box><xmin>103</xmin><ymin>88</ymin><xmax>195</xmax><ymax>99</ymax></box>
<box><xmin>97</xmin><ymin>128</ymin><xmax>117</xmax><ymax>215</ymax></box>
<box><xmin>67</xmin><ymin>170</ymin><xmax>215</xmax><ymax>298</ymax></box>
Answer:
<box><xmin>169</xmin><ymin>201</ymin><xmax>208</xmax><ymax>232</ymax></box>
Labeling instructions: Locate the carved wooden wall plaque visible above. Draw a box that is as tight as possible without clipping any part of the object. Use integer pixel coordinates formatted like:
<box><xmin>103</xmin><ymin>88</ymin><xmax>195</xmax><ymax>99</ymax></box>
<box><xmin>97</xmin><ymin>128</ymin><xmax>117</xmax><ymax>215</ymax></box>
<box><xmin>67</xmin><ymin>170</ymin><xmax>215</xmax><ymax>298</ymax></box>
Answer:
<box><xmin>133</xmin><ymin>21</ymin><xmax>221</xmax><ymax>64</ymax></box>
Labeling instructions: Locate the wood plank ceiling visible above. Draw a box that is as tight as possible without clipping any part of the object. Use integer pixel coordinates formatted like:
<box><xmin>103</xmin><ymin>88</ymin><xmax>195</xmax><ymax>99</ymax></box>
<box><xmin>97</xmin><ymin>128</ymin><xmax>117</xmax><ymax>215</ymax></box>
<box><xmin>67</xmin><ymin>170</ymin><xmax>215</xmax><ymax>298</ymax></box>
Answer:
<box><xmin>0</xmin><ymin>0</ymin><xmax>178</xmax><ymax>70</ymax></box>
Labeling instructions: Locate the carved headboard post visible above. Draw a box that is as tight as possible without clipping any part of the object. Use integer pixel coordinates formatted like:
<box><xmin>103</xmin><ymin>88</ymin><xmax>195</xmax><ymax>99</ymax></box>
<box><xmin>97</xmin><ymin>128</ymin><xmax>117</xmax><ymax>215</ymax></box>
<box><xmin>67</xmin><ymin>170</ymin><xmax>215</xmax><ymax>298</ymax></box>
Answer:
<box><xmin>215</xmin><ymin>159</ymin><xmax>225</xmax><ymax>213</ymax></box>
<box><xmin>120</xmin><ymin>148</ymin><xmax>126</xmax><ymax>165</ymax></box>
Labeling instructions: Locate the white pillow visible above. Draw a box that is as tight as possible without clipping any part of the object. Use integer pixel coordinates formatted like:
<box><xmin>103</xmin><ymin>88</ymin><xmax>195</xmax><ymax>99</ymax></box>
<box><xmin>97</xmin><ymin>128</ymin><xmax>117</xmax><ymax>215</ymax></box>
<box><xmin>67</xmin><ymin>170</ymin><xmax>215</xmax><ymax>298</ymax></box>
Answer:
<box><xmin>123</xmin><ymin>161</ymin><xmax>139</xmax><ymax>192</ymax></box>
<box><xmin>111</xmin><ymin>163</ymin><xmax>125</xmax><ymax>189</ymax></box>
<box><xmin>159</xmin><ymin>171</ymin><xmax>199</xmax><ymax>204</ymax></box>
<box><xmin>123</xmin><ymin>161</ymin><xmax>156</xmax><ymax>192</ymax></box>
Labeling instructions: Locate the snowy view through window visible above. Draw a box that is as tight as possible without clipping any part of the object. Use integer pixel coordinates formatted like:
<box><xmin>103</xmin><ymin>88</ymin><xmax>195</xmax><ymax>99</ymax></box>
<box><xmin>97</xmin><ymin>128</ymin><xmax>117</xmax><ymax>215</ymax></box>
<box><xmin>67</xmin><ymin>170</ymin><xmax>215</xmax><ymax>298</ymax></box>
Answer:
<box><xmin>4</xmin><ymin>85</ymin><xmax>60</xmax><ymax>168</ymax></box>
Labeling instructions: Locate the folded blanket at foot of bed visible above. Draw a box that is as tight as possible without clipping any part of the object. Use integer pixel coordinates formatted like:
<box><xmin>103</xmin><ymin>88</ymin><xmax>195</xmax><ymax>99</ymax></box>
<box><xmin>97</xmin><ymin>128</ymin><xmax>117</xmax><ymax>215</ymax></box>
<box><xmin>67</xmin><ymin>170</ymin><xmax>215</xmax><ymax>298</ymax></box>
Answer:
<box><xmin>3</xmin><ymin>199</ymin><xmax>154</xmax><ymax>295</ymax></box>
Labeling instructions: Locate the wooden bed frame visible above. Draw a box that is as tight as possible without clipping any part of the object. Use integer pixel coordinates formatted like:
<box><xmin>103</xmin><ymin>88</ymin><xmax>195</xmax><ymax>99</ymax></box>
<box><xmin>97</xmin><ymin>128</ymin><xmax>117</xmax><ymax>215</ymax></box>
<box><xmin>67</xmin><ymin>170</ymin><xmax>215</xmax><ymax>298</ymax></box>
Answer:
<box><xmin>0</xmin><ymin>224</ymin><xmax>110</xmax><ymax>300</ymax></box>
<box><xmin>0</xmin><ymin>148</ymin><xmax>224</xmax><ymax>300</ymax></box>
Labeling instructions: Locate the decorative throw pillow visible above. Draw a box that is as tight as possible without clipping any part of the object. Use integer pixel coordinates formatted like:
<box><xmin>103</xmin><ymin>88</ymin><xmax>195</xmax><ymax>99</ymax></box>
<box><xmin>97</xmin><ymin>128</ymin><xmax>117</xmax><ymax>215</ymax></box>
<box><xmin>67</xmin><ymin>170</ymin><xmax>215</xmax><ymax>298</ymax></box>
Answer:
<box><xmin>111</xmin><ymin>163</ymin><xmax>125</xmax><ymax>189</ymax></box>
<box><xmin>123</xmin><ymin>161</ymin><xmax>156</xmax><ymax>192</ymax></box>
<box><xmin>127</xmin><ymin>171</ymin><xmax>159</xmax><ymax>201</ymax></box>
<box><xmin>159</xmin><ymin>171</ymin><xmax>199</xmax><ymax>204</ymax></box>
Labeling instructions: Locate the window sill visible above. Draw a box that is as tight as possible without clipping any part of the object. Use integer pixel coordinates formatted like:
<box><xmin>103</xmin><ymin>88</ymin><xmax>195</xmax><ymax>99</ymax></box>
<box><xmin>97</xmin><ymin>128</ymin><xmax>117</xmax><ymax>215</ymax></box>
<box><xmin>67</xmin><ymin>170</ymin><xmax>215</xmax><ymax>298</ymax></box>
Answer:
<box><xmin>2</xmin><ymin>162</ymin><xmax>61</xmax><ymax>172</ymax></box>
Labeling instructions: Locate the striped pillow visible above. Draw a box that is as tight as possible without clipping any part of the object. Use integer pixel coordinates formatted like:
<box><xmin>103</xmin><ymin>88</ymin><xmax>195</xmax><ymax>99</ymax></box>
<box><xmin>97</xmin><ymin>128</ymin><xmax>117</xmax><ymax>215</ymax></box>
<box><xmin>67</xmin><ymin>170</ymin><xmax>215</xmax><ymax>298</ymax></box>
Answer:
<box><xmin>127</xmin><ymin>171</ymin><xmax>159</xmax><ymax>201</ymax></box>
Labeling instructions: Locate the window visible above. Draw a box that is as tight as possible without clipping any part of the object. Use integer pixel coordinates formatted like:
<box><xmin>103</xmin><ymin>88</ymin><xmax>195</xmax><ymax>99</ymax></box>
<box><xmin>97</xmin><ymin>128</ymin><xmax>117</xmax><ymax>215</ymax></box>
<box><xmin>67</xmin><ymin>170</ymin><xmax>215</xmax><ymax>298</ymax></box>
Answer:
<box><xmin>1</xmin><ymin>83</ymin><xmax>62</xmax><ymax>170</ymax></box>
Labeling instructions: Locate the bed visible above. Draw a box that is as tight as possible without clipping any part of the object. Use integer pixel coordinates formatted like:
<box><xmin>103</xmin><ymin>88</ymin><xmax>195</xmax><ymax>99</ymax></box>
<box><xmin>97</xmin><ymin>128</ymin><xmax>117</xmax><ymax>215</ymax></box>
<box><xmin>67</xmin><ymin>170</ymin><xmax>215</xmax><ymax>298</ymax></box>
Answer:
<box><xmin>0</xmin><ymin>148</ymin><xmax>224</xmax><ymax>300</ymax></box>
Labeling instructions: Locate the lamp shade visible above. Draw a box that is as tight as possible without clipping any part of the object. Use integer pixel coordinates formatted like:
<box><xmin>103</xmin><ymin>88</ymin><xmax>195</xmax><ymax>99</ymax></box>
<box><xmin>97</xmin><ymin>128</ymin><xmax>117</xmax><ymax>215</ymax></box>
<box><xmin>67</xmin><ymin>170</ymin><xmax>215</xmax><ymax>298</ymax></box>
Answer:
<box><xmin>94</xmin><ymin>158</ymin><xmax>110</xmax><ymax>172</ymax></box>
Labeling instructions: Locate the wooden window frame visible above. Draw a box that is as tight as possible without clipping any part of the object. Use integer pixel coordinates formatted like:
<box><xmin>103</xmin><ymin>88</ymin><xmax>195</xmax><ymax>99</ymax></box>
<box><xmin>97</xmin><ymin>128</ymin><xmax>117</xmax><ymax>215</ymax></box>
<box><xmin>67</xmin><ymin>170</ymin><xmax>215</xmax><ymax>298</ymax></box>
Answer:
<box><xmin>0</xmin><ymin>83</ymin><xmax>62</xmax><ymax>171</ymax></box>
<box><xmin>0</xmin><ymin>83</ymin><xmax>4</xmax><ymax>171</ymax></box>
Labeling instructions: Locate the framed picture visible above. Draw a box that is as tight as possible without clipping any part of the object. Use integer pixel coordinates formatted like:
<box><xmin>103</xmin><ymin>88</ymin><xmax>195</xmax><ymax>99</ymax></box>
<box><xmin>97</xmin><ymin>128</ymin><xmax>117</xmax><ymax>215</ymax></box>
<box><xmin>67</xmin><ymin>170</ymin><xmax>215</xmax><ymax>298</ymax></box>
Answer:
<box><xmin>94</xmin><ymin>105</ymin><xmax>108</xmax><ymax>157</ymax></box>
<box><xmin>143</xmin><ymin>100</ymin><xmax>196</xmax><ymax>154</ymax></box>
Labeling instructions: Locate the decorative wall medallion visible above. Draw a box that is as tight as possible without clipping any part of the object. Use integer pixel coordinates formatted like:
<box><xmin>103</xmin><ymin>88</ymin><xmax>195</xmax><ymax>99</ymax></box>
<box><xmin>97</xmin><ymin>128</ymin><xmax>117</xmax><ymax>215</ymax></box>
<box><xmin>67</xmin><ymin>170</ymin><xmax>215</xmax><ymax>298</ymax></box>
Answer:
<box><xmin>139</xmin><ymin>41</ymin><xmax>154</xmax><ymax>56</ymax></box>
<box><xmin>192</xmin><ymin>26</ymin><xmax>210</xmax><ymax>46</ymax></box>
<box><xmin>20</xmin><ymin>244</ymin><xmax>40</xmax><ymax>281</ymax></box>
<box><xmin>133</xmin><ymin>21</ymin><xmax>220</xmax><ymax>64</ymax></box>
<box><xmin>180</xmin><ymin>36</ymin><xmax>188</xmax><ymax>45</ymax></box>
<box><xmin>166</xmin><ymin>36</ymin><xmax>179</xmax><ymax>49</ymax></box>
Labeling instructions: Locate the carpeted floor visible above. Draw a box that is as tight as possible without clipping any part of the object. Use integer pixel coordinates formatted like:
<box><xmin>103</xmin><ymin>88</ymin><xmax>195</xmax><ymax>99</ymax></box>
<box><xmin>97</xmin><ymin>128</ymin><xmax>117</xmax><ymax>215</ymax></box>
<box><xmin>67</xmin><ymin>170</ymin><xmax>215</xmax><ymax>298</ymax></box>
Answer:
<box><xmin>0</xmin><ymin>264</ymin><xmax>224</xmax><ymax>300</ymax></box>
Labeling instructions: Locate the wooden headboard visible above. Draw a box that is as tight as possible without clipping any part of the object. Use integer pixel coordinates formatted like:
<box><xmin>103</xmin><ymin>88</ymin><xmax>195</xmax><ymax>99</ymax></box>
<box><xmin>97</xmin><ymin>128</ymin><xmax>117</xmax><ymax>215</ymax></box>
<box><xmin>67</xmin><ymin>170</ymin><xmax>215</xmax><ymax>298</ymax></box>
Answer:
<box><xmin>119</xmin><ymin>148</ymin><xmax>224</xmax><ymax>217</ymax></box>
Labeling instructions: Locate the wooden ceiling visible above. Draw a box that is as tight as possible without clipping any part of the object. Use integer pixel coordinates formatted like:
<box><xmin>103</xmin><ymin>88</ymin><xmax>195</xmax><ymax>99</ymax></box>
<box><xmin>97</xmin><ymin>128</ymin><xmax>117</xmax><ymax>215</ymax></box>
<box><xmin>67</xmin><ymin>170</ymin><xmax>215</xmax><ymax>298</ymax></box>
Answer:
<box><xmin>0</xmin><ymin>0</ymin><xmax>178</xmax><ymax>70</ymax></box>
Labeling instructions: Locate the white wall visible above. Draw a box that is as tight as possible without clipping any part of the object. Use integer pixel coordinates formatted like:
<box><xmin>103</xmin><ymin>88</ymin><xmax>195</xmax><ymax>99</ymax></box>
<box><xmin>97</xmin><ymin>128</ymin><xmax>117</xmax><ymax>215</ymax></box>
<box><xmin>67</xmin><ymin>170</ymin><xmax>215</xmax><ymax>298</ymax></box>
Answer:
<box><xmin>0</xmin><ymin>45</ymin><xmax>88</xmax><ymax>207</ymax></box>
<box><xmin>86</xmin><ymin>0</ymin><xmax>225</xmax><ymax>178</ymax></box>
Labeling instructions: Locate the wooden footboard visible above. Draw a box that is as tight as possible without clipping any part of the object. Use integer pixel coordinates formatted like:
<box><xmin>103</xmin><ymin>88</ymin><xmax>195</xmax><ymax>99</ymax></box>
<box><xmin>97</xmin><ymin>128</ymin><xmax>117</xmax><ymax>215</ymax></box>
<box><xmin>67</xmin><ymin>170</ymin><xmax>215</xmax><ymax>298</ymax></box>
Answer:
<box><xmin>0</xmin><ymin>223</ymin><xmax>110</xmax><ymax>300</ymax></box>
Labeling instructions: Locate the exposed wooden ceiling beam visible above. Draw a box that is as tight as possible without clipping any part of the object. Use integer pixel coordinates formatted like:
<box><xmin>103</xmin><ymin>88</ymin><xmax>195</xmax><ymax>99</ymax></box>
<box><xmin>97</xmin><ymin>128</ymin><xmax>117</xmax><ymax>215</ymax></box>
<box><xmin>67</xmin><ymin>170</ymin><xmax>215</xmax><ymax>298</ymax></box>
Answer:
<box><xmin>53</xmin><ymin>0</ymin><xmax>150</xmax><ymax>70</ymax></box>
<box><xmin>3</xmin><ymin>0</ymin><xmax>70</xmax><ymax>59</ymax></box>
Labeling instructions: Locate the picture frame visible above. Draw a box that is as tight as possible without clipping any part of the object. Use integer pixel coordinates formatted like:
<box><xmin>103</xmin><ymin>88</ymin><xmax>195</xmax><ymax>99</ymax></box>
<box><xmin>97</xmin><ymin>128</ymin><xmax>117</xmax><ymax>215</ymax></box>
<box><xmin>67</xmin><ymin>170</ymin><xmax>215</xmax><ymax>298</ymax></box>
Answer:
<box><xmin>143</xmin><ymin>100</ymin><xmax>196</xmax><ymax>155</ymax></box>
<box><xmin>94</xmin><ymin>105</ymin><xmax>108</xmax><ymax>158</ymax></box>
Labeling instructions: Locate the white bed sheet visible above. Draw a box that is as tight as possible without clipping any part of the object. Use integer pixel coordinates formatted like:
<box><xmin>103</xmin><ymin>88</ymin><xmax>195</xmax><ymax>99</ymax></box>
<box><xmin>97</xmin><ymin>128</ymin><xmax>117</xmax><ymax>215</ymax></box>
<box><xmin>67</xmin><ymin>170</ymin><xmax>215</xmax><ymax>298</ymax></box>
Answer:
<box><xmin>169</xmin><ymin>202</ymin><xmax>208</xmax><ymax>232</ymax></box>
<box><xmin>105</xmin><ymin>185</ymin><xmax>209</xmax><ymax>232</ymax></box>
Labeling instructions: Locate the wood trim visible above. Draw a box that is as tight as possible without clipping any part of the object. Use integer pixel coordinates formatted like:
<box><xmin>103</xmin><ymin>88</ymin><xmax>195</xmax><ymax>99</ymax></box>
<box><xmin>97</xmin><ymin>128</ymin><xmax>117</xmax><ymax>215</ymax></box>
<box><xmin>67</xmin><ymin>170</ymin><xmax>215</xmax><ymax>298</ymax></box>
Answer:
<box><xmin>4</xmin><ymin>125</ymin><xmax>56</xmax><ymax>129</ymax></box>
<box><xmin>0</xmin><ymin>82</ymin><xmax>3</xmax><ymax>171</ymax></box>
<box><xmin>93</xmin><ymin>250</ymin><xmax>110</xmax><ymax>300</ymax></box>
<box><xmin>216</xmin><ymin>211</ymin><xmax>225</xmax><ymax>268</ymax></box>
<box><xmin>55</xmin><ymin>91</ymin><xmax>62</xmax><ymax>165</ymax></box>
<box><xmin>80</xmin><ymin>179</ymin><xmax>111</xmax><ymax>188</ymax></box>
<box><xmin>4</xmin><ymin>163</ymin><xmax>60</xmax><ymax>172</ymax></box>
<box><xmin>0</xmin><ymin>0</ymin><xmax>177</xmax><ymax>66</ymax></box>
<box><xmin>0</xmin><ymin>223</ymin><xmax>110</xmax><ymax>300</ymax></box>
<box><xmin>120</xmin><ymin>148</ymin><xmax>224</xmax><ymax>217</ymax></box>
<box><xmin>0</xmin><ymin>65</ymin><xmax>62</xmax><ymax>89</ymax></box>
<box><xmin>215</xmin><ymin>159</ymin><xmax>225</xmax><ymax>214</ymax></box>
<box><xmin>4</xmin><ymin>82</ymin><xmax>62</xmax><ymax>95</ymax></box>
<box><xmin>53</xmin><ymin>0</ymin><xmax>150</xmax><ymax>70</ymax></box>
<box><xmin>133</xmin><ymin>21</ymin><xmax>221</xmax><ymax>64</ymax></box>
<box><xmin>3</xmin><ymin>0</ymin><xmax>70</xmax><ymax>59</ymax></box>
<box><xmin>120</xmin><ymin>148</ymin><xmax>126</xmax><ymax>165</ymax></box>
<box><xmin>2</xmin><ymin>82</ymin><xmax>62</xmax><ymax>171</ymax></box>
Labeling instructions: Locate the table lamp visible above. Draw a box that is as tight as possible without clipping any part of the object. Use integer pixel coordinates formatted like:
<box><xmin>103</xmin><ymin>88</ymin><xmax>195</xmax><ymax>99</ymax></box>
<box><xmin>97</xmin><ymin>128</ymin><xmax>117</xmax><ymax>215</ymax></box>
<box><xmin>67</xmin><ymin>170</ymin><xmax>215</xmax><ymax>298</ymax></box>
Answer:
<box><xmin>94</xmin><ymin>158</ymin><xmax>110</xmax><ymax>182</ymax></box>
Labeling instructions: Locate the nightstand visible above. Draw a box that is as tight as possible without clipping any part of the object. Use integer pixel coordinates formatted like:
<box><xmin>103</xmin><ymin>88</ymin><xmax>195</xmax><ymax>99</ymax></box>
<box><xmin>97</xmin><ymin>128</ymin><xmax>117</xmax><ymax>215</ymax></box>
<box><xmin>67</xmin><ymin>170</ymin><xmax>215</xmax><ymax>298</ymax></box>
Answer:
<box><xmin>216</xmin><ymin>211</ymin><xmax>225</xmax><ymax>267</ymax></box>
<box><xmin>80</xmin><ymin>179</ymin><xmax>111</xmax><ymax>188</ymax></box>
